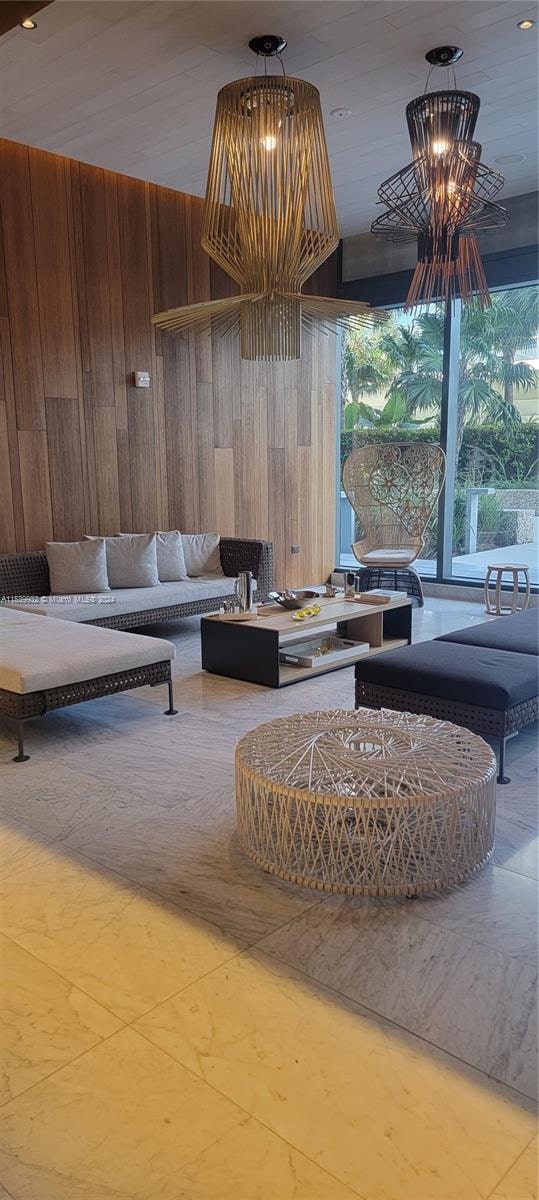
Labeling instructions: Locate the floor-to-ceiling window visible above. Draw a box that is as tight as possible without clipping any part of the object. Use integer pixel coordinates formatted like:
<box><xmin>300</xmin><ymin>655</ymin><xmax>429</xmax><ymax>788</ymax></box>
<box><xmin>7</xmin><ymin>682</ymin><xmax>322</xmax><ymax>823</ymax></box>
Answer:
<box><xmin>449</xmin><ymin>285</ymin><xmax>539</xmax><ymax>585</ymax></box>
<box><xmin>339</xmin><ymin>301</ymin><xmax>442</xmax><ymax>574</ymax></box>
<box><xmin>339</xmin><ymin>281</ymin><xmax>539</xmax><ymax>587</ymax></box>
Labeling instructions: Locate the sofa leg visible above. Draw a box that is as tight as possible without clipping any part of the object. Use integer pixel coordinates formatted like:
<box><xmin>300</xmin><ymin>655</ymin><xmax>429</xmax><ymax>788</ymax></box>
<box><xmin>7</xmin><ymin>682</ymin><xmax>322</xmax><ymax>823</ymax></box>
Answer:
<box><xmin>13</xmin><ymin>721</ymin><xmax>30</xmax><ymax>763</ymax></box>
<box><xmin>164</xmin><ymin>678</ymin><xmax>178</xmax><ymax>716</ymax></box>
<box><xmin>497</xmin><ymin>736</ymin><xmax>510</xmax><ymax>785</ymax></box>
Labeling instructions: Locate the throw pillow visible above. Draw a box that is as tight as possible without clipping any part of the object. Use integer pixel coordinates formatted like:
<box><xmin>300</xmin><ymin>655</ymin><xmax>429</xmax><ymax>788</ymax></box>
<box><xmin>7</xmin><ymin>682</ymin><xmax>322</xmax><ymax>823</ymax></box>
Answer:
<box><xmin>181</xmin><ymin>533</ymin><xmax>223</xmax><ymax>577</ymax></box>
<box><xmin>86</xmin><ymin>533</ymin><xmax>159</xmax><ymax>588</ymax></box>
<box><xmin>46</xmin><ymin>539</ymin><xmax>110</xmax><ymax>595</ymax></box>
<box><xmin>119</xmin><ymin>530</ymin><xmax>187</xmax><ymax>582</ymax></box>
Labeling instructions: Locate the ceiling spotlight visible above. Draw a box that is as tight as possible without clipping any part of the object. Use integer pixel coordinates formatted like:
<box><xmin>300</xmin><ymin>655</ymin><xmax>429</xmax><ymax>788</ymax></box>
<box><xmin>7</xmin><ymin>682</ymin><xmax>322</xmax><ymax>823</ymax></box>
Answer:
<box><xmin>20</xmin><ymin>16</ymin><xmax>37</xmax><ymax>28</ymax></box>
<box><xmin>330</xmin><ymin>108</ymin><xmax>352</xmax><ymax>119</ymax></box>
<box><xmin>494</xmin><ymin>153</ymin><xmax>526</xmax><ymax>164</ymax></box>
<box><xmin>517</xmin><ymin>18</ymin><xmax>535</xmax><ymax>28</ymax></box>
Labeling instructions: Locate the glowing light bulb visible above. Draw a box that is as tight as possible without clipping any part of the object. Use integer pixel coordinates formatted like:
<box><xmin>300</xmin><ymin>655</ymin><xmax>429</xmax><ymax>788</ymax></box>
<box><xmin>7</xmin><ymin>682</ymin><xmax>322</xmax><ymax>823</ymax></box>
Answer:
<box><xmin>20</xmin><ymin>16</ymin><xmax>37</xmax><ymax>28</ymax></box>
<box><xmin>261</xmin><ymin>134</ymin><xmax>278</xmax><ymax>151</ymax></box>
<box><xmin>432</xmin><ymin>139</ymin><xmax>449</xmax><ymax>155</ymax></box>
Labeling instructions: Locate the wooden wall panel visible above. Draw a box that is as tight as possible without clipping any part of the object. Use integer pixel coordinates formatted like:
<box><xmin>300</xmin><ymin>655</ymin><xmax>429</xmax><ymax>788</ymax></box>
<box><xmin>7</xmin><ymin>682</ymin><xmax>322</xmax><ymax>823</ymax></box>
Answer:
<box><xmin>30</xmin><ymin>149</ymin><xmax>79</xmax><ymax>400</ymax></box>
<box><xmin>0</xmin><ymin>142</ymin><xmax>45</xmax><ymax>430</ymax></box>
<box><xmin>45</xmin><ymin>397</ymin><xmax>86</xmax><ymax>542</ymax></box>
<box><xmin>0</xmin><ymin>137</ymin><xmax>338</xmax><ymax>585</ymax></box>
<box><xmin>18</xmin><ymin>430</ymin><xmax>53</xmax><ymax>550</ymax></box>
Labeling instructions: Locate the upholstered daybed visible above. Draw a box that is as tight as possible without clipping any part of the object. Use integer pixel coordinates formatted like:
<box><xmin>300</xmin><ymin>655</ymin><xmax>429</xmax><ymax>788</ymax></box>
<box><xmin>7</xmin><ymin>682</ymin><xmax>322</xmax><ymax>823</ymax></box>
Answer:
<box><xmin>0</xmin><ymin>607</ymin><xmax>177</xmax><ymax>762</ymax></box>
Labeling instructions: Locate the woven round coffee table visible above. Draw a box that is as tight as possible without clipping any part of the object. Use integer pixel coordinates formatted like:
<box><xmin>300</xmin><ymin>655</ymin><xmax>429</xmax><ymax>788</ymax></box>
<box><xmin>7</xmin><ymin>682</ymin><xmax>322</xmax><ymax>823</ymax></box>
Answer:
<box><xmin>235</xmin><ymin>709</ymin><xmax>497</xmax><ymax>897</ymax></box>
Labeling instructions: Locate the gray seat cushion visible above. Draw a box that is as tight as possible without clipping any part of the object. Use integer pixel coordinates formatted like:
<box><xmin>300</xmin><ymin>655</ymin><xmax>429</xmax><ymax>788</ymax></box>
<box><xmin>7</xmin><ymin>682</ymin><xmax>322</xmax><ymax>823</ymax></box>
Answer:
<box><xmin>437</xmin><ymin>609</ymin><xmax>538</xmax><ymax>656</ymax></box>
<box><xmin>355</xmin><ymin>640</ymin><xmax>538</xmax><ymax>711</ymax></box>
<box><xmin>0</xmin><ymin>608</ymin><xmax>175</xmax><ymax>694</ymax></box>
<box><xmin>3</xmin><ymin>578</ymin><xmax>236</xmax><ymax>623</ymax></box>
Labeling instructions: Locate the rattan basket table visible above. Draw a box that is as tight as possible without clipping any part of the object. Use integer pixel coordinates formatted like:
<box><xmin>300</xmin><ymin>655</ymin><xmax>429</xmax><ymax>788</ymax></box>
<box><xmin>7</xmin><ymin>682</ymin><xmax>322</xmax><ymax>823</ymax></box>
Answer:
<box><xmin>235</xmin><ymin>709</ymin><xmax>497</xmax><ymax>897</ymax></box>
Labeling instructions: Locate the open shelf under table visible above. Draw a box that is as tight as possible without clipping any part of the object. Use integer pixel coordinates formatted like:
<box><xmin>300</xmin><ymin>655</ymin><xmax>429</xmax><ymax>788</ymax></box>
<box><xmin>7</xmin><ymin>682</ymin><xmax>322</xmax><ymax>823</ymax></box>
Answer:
<box><xmin>278</xmin><ymin>636</ymin><xmax>410</xmax><ymax>685</ymax></box>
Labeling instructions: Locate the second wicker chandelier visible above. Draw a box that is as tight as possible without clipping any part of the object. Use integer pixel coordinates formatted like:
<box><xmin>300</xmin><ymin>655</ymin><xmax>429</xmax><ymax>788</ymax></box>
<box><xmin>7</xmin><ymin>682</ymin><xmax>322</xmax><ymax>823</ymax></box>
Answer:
<box><xmin>371</xmin><ymin>47</ymin><xmax>508</xmax><ymax>308</ymax></box>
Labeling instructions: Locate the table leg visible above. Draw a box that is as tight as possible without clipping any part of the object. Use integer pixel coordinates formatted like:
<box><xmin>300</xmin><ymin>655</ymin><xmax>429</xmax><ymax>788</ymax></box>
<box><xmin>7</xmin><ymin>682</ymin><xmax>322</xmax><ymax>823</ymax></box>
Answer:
<box><xmin>484</xmin><ymin>567</ymin><xmax>492</xmax><ymax>613</ymax></box>
<box><xmin>495</xmin><ymin>570</ymin><xmax>503</xmax><ymax>616</ymax></box>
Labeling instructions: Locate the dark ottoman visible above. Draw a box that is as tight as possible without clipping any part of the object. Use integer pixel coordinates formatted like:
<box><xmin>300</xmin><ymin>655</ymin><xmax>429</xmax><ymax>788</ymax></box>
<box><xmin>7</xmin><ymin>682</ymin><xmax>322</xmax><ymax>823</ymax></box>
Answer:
<box><xmin>355</xmin><ymin>640</ymin><xmax>538</xmax><ymax>783</ymax></box>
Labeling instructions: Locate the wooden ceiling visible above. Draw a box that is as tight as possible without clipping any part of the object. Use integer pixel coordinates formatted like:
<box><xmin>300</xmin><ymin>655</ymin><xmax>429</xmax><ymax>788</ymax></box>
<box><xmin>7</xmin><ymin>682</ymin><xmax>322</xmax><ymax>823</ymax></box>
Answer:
<box><xmin>0</xmin><ymin>0</ymin><xmax>537</xmax><ymax>235</ymax></box>
<box><xmin>0</xmin><ymin>2</ymin><xmax>52</xmax><ymax>39</ymax></box>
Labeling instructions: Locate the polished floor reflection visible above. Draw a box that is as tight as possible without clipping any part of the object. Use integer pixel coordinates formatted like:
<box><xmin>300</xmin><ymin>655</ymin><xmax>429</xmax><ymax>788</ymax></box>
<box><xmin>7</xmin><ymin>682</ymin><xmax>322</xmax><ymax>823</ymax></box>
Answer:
<box><xmin>0</xmin><ymin>599</ymin><xmax>537</xmax><ymax>1199</ymax></box>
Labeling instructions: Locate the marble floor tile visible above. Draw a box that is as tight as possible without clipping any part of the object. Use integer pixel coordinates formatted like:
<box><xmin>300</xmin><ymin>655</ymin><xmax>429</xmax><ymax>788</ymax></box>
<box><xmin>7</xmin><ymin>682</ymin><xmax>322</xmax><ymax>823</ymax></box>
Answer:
<box><xmin>0</xmin><ymin>1027</ymin><xmax>245</xmax><ymax>1200</ymax></box>
<box><xmin>409</xmin><ymin>866</ymin><xmax>538</xmax><ymax>962</ymax></box>
<box><xmin>493</xmin><ymin>813</ymin><xmax>539</xmax><ymax>882</ymax></box>
<box><xmin>58</xmin><ymin>728</ymin><xmax>236</xmax><ymax>805</ymax></box>
<box><xmin>496</xmin><ymin>766</ymin><xmax>539</xmax><ymax>830</ymax></box>
<box><xmin>1</xmin><ymin>765</ymin><xmax>156</xmax><ymax>843</ymax></box>
<box><xmin>0</xmin><ymin>709</ymin><xmax>125</xmax><ymax>767</ymax></box>
<box><xmin>136</xmin><ymin>949</ymin><xmax>536</xmax><ymax>1200</ymax></box>
<box><xmin>0</xmin><ymin>817</ymin><xmax>56</xmax><ymax>881</ymax></box>
<box><xmin>0</xmin><ymin>848</ymin><xmax>241</xmax><ymax>1021</ymax></box>
<box><xmin>0</xmin><ymin>933</ymin><xmax>121</xmax><ymax>1106</ymax></box>
<box><xmin>64</xmin><ymin>799</ymin><xmax>321</xmax><ymax>944</ymax></box>
<box><xmin>258</xmin><ymin>897</ymin><xmax>537</xmax><ymax>1097</ymax></box>
<box><xmin>173</xmin><ymin>1119</ymin><xmax>358</xmax><ymax>1200</ymax></box>
<box><xmin>490</xmin><ymin>1137</ymin><xmax>538</xmax><ymax>1200</ymax></box>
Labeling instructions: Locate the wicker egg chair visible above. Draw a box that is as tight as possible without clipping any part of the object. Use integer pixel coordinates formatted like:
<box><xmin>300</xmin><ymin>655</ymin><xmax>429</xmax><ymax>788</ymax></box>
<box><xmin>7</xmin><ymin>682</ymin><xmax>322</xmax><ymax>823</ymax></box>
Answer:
<box><xmin>342</xmin><ymin>442</ymin><xmax>446</xmax><ymax>606</ymax></box>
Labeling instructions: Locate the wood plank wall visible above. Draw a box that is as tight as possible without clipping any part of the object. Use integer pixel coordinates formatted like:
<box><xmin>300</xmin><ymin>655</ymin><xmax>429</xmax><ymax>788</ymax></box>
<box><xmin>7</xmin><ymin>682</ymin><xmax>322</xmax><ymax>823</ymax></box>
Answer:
<box><xmin>0</xmin><ymin>138</ymin><xmax>337</xmax><ymax>587</ymax></box>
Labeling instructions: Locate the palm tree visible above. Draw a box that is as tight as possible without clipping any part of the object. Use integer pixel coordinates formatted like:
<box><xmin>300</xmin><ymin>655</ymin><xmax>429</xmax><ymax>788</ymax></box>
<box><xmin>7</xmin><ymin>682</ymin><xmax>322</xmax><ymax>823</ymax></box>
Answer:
<box><xmin>343</xmin><ymin>288</ymin><xmax>538</xmax><ymax>454</ymax></box>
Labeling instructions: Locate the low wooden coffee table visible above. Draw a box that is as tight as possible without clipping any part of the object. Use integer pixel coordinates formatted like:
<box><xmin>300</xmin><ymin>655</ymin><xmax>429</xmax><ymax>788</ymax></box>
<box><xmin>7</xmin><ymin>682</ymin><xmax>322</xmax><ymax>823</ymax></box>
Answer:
<box><xmin>201</xmin><ymin>594</ymin><xmax>411</xmax><ymax>688</ymax></box>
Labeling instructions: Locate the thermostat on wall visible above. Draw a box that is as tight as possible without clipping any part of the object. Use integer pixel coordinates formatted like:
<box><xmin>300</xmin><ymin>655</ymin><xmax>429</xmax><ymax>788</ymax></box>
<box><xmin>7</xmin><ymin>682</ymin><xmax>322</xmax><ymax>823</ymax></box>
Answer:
<box><xmin>134</xmin><ymin>370</ymin><xmax>151</xmax><ymax>388</ymax></box>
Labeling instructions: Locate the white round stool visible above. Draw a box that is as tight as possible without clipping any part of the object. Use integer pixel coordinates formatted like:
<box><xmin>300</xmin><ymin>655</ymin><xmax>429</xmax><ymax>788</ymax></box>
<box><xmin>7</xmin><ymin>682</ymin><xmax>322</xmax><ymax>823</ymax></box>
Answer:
<box><xmin>236</xmin><ymin>709</ymin><xmax>496</xmax><ymax>897</ymax></box>
<box><xmin>484</xmin><ymin>563</ymin><xmax>530</xmax><ymax>615</ymax></box>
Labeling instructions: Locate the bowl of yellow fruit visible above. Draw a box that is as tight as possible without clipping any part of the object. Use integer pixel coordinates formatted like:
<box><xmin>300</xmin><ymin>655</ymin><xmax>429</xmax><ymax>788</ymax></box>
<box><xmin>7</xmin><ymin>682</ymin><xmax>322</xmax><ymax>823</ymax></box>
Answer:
<box><xmin>292</xmin><ymin>602</ymin><xmax>321</xmax><ymax>621</ymax></box>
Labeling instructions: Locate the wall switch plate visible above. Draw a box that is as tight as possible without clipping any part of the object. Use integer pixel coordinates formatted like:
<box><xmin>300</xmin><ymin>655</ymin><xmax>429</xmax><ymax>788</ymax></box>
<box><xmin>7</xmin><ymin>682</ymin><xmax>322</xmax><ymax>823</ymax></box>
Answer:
<box><xmin>291</xmin><ymin>544</ymin><xmax>300</xmax><ymax>554</ymax></box>
<box><xmin>134</xmin><ymin>370</ymin><xmax>150</xmax><ymax>388</ymax></box>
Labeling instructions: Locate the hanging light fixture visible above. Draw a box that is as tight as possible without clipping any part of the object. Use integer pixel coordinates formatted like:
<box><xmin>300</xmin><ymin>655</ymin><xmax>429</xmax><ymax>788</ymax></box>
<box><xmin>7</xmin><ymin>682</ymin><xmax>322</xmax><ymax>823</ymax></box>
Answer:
<box><xmin>371</xmin><ymin>47</ymin><xmax>508</xmax><ymax>308</ymax></box>
<box><xmin>152</xmin><ymin>35</ymin><xmax>382</xmax><ymax>360</ymax></box>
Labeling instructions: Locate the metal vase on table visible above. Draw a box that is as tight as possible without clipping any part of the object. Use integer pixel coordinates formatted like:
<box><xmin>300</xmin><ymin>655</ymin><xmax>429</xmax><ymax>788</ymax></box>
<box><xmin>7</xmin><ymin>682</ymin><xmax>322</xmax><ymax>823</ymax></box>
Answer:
<box><xmin>235</xmin><ymin>571</ymin><xmax>257</xmax><ymax>613</ymax></box>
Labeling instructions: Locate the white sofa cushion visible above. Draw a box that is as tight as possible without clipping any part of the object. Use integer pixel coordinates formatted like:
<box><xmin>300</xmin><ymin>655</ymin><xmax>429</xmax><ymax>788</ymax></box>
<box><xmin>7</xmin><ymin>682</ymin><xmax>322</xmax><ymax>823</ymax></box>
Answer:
<box><xmin>0</xmin><ymin>608</ymin><xmax>175</xmax><ymax>695</ymax></box>
<box><xmin>155</xmin><ymin>531</ymin><xmax>188</xmax><ymax>582</ymax></box>
<box><xmin>119</xmin><ymin>531</ymin><xmax>188</xmax><ymax>583</ymax></box>
<box><xmin>94</xmin><ymin>533</ymin><xmax>159</xmax><ymax>588</ymax></box>
<box><xmin>182</xmin><ymin>533</ymin><xmax>223</xmax><ymax>577</ymax></box>
<box><xmin>46</xmin><ymin>539</ymin><xmax>110</xmax><ymax>595</ymax></box>
<box><xmin>3</xmin><ymin>577</ymin><xmax>236</xmax><ymax>623</ymax></box>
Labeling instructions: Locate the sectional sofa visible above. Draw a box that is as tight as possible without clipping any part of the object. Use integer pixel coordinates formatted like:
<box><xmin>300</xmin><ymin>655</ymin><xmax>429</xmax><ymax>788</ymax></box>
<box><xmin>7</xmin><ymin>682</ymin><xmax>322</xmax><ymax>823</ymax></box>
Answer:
<box><xmin>0</xmin><ymin>537</ymin><xmax>273</xmax><ymax>630</ymax></box>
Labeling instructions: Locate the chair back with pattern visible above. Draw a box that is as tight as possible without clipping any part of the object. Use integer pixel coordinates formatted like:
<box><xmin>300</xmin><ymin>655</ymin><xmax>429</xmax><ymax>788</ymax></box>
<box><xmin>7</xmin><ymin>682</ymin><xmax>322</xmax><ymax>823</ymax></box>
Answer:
<box><xmin>342</xmin><ymin>442</ymin><xmax>446</xmax><ymax>564</ymax></box>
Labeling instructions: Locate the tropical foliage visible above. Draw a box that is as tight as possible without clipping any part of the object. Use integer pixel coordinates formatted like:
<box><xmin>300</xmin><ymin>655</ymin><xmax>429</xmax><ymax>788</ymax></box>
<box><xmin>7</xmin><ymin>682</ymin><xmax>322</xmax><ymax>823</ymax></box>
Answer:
<box><xmin>342</xmin><ymin>288</ymin><xmax>539</xmax><ymax>452</ymax></box>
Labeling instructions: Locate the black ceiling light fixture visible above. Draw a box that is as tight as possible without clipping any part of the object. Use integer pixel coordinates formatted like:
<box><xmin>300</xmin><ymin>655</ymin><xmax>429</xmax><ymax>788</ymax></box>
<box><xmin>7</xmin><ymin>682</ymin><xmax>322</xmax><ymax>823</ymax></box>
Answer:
<box><xmin>371</xmin><ymin>47</ymin><xmax>508</xmax><ymax>309</ymax></box>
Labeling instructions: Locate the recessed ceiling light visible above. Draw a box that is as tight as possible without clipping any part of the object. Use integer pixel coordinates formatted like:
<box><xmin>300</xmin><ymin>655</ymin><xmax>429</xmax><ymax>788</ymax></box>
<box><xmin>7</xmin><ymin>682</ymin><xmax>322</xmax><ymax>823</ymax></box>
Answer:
<box><xmin>494</xmin><ymin>153</ymin><xmax>526</xmax><ymax>164</ymax></box>
<box><xmin>20</xmin><ymin>16</ymin><xmax>37</xmax><ymax>28</ymax></box>
<box><xmin>517</xmin><ymin>18</ymin><xmax>535</xmax><ymax>28</ymax></box>
<box><xmin>330</xmin><ymin>108</ymin><xmax>352</xmax><ymax>119</ymax></box>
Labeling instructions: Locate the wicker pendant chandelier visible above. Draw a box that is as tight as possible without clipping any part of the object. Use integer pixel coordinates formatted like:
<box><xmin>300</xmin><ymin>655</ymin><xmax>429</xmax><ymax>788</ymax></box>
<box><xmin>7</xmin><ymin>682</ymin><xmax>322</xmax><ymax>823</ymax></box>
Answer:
<box><xmin>371</xmin><ymin>47</ymin><xmax>508</xmax><ymax>308</ymax></box>
<box><xmin>152</xmin><ymin>35</ymin><xmax>381</xmax><ymax>360</ymax></box>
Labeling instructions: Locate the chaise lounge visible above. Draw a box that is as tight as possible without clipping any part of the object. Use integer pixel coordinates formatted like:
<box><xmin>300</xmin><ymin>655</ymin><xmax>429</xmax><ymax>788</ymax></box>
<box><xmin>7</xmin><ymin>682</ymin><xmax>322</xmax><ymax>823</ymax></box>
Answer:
<box><xmin>0</xmin><ymin>606</ymin><xmax>178</xmax><ymax>762</ymax></box>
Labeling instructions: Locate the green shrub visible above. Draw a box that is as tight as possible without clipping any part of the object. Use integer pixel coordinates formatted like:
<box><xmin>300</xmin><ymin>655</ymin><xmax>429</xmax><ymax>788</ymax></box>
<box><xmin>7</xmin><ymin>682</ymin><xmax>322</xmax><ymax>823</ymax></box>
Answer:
<box><xmin>340</xmin><ymin>421</ymin><xmax>539</xmax><ymax>484</ymax></box>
